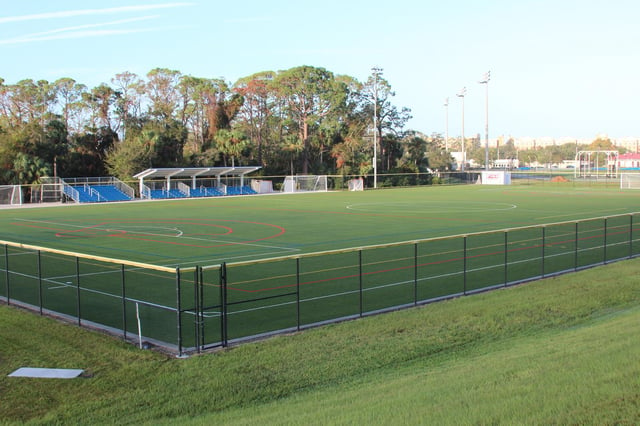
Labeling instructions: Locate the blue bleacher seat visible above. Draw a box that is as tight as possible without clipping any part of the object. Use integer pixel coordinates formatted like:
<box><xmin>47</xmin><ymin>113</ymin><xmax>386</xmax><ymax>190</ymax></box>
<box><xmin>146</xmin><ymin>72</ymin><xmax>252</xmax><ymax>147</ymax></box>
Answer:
<box><xmin>148</xmin><ymin>188</ymin><xmax>187</xmax><ymax>199</ymax></box>
<box><xmin>92</xmin><ymin>185</ymin><xmax>133</xmax><ymax>202</ymax></box>
<box><xmin>77</xmin><ymin>186</ymin><xmax>99</xmax><ymax>203</ymax></box>
<box><xmin>227</xmin><ymin>186</ymin><xmax>257</xmax><ymax>196</ymax></box>
<box><xmin>242</xmin><ymin>185</ymin><xmax>257</xmax><ymax>195</ymax></box>
<box><xmin>70</xmin><ymin>183</ymin><xmax>258</xmax><ymax>203</ymax></box>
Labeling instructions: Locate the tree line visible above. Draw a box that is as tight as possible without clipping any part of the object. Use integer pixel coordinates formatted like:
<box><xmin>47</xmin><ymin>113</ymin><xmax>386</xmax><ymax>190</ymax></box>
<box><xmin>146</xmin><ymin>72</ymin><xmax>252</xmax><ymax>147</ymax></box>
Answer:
<box><xmin>0</xmin><ymin>66</ymin><xmax>458</xmax><ymax>185</ymax></box>
<box><xmin>1</xmin><ymin>65</ymin><xmax>622</xmax><ymax>186</ymax></box>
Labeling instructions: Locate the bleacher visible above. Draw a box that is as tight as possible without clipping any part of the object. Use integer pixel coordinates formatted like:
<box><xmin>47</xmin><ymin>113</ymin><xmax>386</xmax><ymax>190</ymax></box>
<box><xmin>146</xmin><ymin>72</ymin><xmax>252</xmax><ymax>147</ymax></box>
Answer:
<box><xmin>63</xmin><ymin>179</ymin><xmax>135</xmax><ymax>203</ymax></box>
<box><xmin>149</xmin><ymin>189</ymin><xmax>188</xmax><ymax>199</ymax></box>
<box><xmin>134</xmin><ymin>167</ymin><xmax>262</xmax><ymax>201</ymax></box>
<box><xmin>147</xmin><ymin>186</ymin><xmax>256</xmax><ymax>199</ymax></box>
<box><xmin>67</xmin><ymin>184</ymin><xmax>259</xmax><ymax>203</ymax></box>
<box><xmin>59</xmin><ymin>171</ymin><xmax>263</xmax><ymax>204</ymax></box>
<box><xmin>190</xmin><ymin>187</ymin><xmax>225</xmax><ymax>197</ymax></box>
<box><xmin>72</xmin><ymin>185</ymin><xmax>134</xmax><ymax>203</ymax></box>
<box><xmin>76</xmin><ymin>186</ymin><xmax>98</xmax><ymax>203</ymax></box>
<box><xmin>92</xmin><ymin>185</ymin><xmax>133</xmax><ymax>201</ymax></box>
<box><xmin>227</xmin><ymin>186</ymin><xmax>257</xmax><ymax>196</ymax></box>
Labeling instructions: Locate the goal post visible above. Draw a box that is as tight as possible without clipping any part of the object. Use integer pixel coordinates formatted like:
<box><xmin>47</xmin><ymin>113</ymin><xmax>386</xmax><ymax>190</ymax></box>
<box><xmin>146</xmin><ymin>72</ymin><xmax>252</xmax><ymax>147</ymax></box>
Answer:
<box><xmin>281</xmin><ymin>175</ymin><xmax>328</xmax><ymax>193</ymax></box>
<box><xmin>575</xmin><ymin>150</ymin><xmax>619</xmax><ymax>179</ymax></box>
<box><xmin>620</xmin><ymin>173</ymin><xmax>640</xmax><ymax>189</ymax></box>
<box><xmin>0</xmin><ymin>185</ymin><xmax>23</xmax><ymax>205</ymax></box>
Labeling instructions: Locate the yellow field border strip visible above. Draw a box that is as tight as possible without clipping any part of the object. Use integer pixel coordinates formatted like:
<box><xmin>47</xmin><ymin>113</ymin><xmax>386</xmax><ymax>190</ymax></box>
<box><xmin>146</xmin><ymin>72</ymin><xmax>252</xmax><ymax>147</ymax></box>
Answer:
<box><xmin>0</xmin><ymin>239</ymin><xmax>178</xmax><ymax>274</ymax></box>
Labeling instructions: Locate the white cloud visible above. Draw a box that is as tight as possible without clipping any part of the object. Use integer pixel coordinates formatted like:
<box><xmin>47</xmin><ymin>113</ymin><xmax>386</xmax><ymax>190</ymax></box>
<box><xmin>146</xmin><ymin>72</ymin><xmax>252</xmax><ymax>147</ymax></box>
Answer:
<box><xmin>0</xmin><ymin>25</ymin><xmax>191</xmax><ymax>45</ymax></box>
<box><xmin>0</xmin><ymin>3</ymin><xmax>194</xmax><ymax>24</ymax></box>
<box><xmin>1</xmin><ymin>29</ymin><xmax>151</xmax><ymax>45</ymax></box>
<box><xmin>2</xmin><ymin>15</ymin><xmax>160</xmax><ymax>43</ymax></box>
<box><xmin>0</xmin><ymin>3</ymin><xmax>195</xmax><ymax>45</ymax></box>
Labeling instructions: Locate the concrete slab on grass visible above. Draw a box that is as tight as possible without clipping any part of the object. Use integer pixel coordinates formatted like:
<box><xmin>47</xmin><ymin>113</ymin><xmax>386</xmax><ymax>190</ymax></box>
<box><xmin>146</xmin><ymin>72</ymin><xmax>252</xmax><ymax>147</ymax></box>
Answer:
<box><xmin>8</xmin><ymin>367</ymin><xmax>84</xmax><ymax>379</ymax></box>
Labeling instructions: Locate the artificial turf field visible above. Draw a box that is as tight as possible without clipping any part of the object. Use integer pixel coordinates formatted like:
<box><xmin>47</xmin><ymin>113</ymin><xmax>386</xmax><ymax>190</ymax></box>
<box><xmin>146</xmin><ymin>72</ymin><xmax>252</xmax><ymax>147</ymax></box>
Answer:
<box><xmin>1</xmin><ymin>182</ymin><xmax>639</xmax><ymax>351</ymax></box>
<box><xmin>1</xmin><ymin>183</ymin><xmax>638</xmax><ymax>266</ymax></box>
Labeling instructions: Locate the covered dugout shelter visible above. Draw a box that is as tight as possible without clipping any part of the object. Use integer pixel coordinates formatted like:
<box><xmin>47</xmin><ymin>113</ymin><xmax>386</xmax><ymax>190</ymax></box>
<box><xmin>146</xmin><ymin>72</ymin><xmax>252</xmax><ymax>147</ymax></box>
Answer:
<box><xmin>134</xmin><ymin>166</ymin><xmax>261</xmax><ymax>199</ymax></box>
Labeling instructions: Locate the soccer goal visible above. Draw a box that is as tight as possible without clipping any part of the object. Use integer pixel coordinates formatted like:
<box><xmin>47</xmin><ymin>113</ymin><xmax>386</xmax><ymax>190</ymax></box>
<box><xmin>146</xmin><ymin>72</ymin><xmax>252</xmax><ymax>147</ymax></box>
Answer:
<box><xmin>620</xmin><ymin>173</ymin><xmax>640</xmax><ymax>189</ymax></box>
<box><xmin>0</xmin><ymin>185</ymin><xmax>23</xmax><ymax>205</ymax></box>
<box><xmin>347</xmin><ymin>178</ymin><xmax>364</xmax><ymax>191</ymax></box>
<box><xmin>282</xmin><ymin>175</ymin><xmax>328</xmax><ymax>193</ymax></box>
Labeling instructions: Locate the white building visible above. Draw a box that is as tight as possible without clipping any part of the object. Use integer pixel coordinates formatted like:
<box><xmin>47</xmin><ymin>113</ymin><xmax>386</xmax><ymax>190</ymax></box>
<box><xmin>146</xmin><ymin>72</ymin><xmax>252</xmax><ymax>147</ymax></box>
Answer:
<box><xmin>492</xmin><ymin>159</ymin><xmax>519</xmax><ymax>169</ymax></box>
<box><xmin>617</xmin><ymin>153</ymin><xmax>640</xmax><ymax>169</ymax></box>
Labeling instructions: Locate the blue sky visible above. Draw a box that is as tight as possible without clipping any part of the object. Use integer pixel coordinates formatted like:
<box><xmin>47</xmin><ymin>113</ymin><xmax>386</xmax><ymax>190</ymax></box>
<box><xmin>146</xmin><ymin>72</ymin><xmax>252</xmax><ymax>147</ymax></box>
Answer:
<box><xmin>1</xmin><ymin>0</ymin><xmax>638</xmax><ymax>140</ymax></box>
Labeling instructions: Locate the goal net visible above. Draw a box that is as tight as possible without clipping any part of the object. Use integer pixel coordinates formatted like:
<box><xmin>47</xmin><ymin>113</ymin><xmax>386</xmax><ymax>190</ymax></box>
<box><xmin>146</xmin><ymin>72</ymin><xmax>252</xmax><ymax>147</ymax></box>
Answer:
<box><xmin>347</xmin><ymin>178</ymin><xmax>364</xmax><ymax>191</ymax></box>
<box><xmin>282</xmin><ymin>175</ymin><xmax>328</xmax><ymax>193</ymax></box>
<box><xmin>620</xmin><ymin>173</ymin><xmax>640</xmax><ymax>189</ymax></box>
<box><xmin>0</xmin><ymin>185</ymin><xmax>22</xmax><ymax>205</ymax></box>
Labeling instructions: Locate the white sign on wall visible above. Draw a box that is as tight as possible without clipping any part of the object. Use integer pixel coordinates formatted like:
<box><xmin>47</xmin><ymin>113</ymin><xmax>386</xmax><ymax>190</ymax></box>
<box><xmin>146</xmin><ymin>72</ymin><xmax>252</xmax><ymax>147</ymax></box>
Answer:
<box><xmin>481</xmin><ymin>171</ymin><xmax>512</xmax><ymax>185</ymax></box>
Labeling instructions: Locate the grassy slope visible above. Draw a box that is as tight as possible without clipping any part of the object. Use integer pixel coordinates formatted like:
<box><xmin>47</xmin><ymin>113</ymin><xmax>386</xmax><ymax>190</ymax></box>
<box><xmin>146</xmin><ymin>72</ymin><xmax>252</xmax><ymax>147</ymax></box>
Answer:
<box><xmin>186</xmin><ymin>307</ymin><xmax>640</xmax><ymax>425</ymax></box>
<box><xmin>0</xmin><ymin>258</ymin><xmax>638</xmax><ymax>425</ymax></box>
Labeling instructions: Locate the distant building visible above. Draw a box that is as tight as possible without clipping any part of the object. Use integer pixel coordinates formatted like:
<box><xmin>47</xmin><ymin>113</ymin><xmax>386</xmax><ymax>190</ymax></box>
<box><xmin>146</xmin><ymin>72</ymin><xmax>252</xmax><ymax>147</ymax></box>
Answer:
<box><xmin>617</xmin><ymin>153</ymin><xmax>640</xmax><ymax>169</ymax></box>
<box><xmin>486</xmin><ymin>136</ymin><xmax>639</xmax><ymax>152</ymax></box>
<box><xmin>560</xmin><ymin>160</ymin><xmax>579</xmax><ymax>169</ymax></box>
<box><xmin>492</xmin><ymin>159</ymin><xmax>519</xmax><ymax>169</ymax></box>
<box><xmin>450</xmin><ymin>151</ymin><xmax>464</xmax><ymax>170</ymax></box>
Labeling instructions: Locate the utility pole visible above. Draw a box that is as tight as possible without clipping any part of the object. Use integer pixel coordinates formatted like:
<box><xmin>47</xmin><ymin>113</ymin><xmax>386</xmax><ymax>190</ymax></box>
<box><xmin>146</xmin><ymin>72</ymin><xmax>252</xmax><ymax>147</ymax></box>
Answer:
<box><xmin>456</xmin><ymin>87</ymin><xmax>467</xmax><ymax>172</ymax></box>
<box><xmin>479</xmin><ymin>71</ymin><xmax>490</xmax><ymax>170</ymax></box>
<box><xmin>372</xmin><ymin>67</ymin><xmax>383</xmax><ymax>188</ymax></box>
<box><xmin>444</xmin><ymin>98</ymin><xmax>449</xmax><ymax>151</ymax></box>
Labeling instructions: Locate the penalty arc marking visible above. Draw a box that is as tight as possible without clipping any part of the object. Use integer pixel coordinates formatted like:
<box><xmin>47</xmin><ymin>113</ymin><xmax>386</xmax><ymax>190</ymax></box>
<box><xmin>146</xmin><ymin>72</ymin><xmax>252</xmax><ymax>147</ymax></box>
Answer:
<box><xmin>13</xmin><ymin>218</ymin><xmax>287</xmax><ymax>249</ymax></box>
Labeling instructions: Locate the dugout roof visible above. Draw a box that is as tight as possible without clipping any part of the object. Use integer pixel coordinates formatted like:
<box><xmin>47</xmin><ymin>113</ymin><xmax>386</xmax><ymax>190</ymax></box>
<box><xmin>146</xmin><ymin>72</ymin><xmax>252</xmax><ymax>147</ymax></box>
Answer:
<box><xmin>133</xmin><ymin>166</ymin><xmax>261</xmax><ymax>181</ymax></box>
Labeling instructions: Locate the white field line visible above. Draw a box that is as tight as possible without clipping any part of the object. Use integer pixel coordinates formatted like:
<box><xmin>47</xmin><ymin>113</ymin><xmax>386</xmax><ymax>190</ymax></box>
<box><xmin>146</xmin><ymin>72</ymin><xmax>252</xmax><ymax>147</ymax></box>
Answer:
<box><xmin>195</xmin><ymin>240</ymin><xmax>632</xmax><ymax>319</ymax></box>
<box><xmin>167</xmin><ymin>247</ymin><xmax>302</xmax><ymax>268</ymax></box>
<box><xmin>2</xmin><ymin>268</ymin><xmax>175</xmax><ymax>311</ymax></box>
<box><xmin>3</xmin><ymin>238</ymin><xmax>634</xmax><ymax>320</ymax></box>
<box><xmin>14</xmin><ymin>218</ymin><xmax>299</xmax><ymax>260</ymax></box>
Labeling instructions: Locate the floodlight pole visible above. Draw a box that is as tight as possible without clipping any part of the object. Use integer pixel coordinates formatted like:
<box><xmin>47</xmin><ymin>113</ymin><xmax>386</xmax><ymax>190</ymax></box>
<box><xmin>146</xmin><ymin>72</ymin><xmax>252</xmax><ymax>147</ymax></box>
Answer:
<box><xmin>456</xmin><ymin>87</ymin><xmax>467</xmax><ymax>172</ymax></box>
<box><xmin>372</xmin><ymin>67</ymin><xmax>383</xmax><ymax>189</ymax></box>
<box><xmin>479</xmin><ymin>71</ymin><xmax>491</xmax><ymax>170</ymax></box>
<box><xmin>444</xmin><ymin>98</ymin><xmax>449</xmax><ymax>151</ymax></box>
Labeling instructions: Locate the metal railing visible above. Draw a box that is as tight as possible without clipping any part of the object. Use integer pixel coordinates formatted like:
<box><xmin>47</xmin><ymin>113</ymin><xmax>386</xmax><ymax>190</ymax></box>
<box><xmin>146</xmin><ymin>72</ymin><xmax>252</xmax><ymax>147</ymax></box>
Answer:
<box><xmin>1</xmin><ymin>212</ymin><xmax>638</xmax><ymax>356</ymax></box>
<box><xmin>177</xmin><ymin>182</ymin><xmax>190</xmax><ymax>197</ymax></box>
<box><xmin>112</xmin><ymin>178</ymin><xmax>135</xmax><ymax>199</ymax></box>
<box><xmin>7</xmin><ymin>171</ymin><xmax>636</xmax><ymax>206</ymax></box>
<box><xmin>89</xmin><ymin>186</ymin><xmax>105</xmax><ymax>202</ymax></box>
<box><xmin>62</xmin><ymin>182</ymin><xmax>80</xmax><ymax>202</ymax></box>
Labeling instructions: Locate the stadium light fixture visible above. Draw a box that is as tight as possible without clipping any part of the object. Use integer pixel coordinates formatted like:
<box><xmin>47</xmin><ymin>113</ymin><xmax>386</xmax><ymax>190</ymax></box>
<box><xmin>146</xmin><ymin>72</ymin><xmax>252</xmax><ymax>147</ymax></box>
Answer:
<box><xmin>456</xmin><ymin>87</ymin><xmax>467</xmax><ymax>172</ymax></box>
<box><xmin>479</xmin><ymin>71</ymin><xmax>491</xmax><ymax>171</ymax></box>
<box><xmin>372</xmin><ymin>67</ymin><xmax>383</xmax><ymax>189</ymax></box>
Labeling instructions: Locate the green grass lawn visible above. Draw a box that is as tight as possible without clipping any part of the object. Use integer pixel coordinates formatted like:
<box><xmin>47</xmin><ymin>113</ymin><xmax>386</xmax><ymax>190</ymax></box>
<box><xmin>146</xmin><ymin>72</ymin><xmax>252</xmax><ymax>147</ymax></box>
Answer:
<box><xmin>0</xmin><ymin>256</ymin><xmax>638</xmax><ymax>424</ymax></box>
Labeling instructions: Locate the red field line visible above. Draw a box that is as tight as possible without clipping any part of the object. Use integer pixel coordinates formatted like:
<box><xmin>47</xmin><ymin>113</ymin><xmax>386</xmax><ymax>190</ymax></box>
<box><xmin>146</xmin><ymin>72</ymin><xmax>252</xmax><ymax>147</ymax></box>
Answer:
<box><xmin>229</xmin><ymin>229</ymin><xmax>631</xmax><ymax>294</ymax></box>
<box><xmin>12</xmin><ymin>219</ymin><xmax>286</xmax><ymax>248</ymax></box>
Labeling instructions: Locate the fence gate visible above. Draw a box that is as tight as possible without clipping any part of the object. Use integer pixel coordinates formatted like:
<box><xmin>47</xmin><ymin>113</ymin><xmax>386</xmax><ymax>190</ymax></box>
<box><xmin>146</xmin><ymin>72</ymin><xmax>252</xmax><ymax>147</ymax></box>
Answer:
<box><xmin>188</xmin><ymin>264</ymin><xmax>226</xmax><ymax>353</ymax></box>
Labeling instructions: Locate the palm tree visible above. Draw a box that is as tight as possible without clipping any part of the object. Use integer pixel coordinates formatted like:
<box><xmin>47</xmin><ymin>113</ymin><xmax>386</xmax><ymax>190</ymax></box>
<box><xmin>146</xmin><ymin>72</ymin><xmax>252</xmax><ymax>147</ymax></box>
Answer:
<box><xmin>11</xmin><ymin>153</ymin><xmax>50</xmax><ymax>184</ymax></box>
<box><xmin>215</xmin><ymin>129</ymin><xmax>248</xmax><ymax>167</ymax></box>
